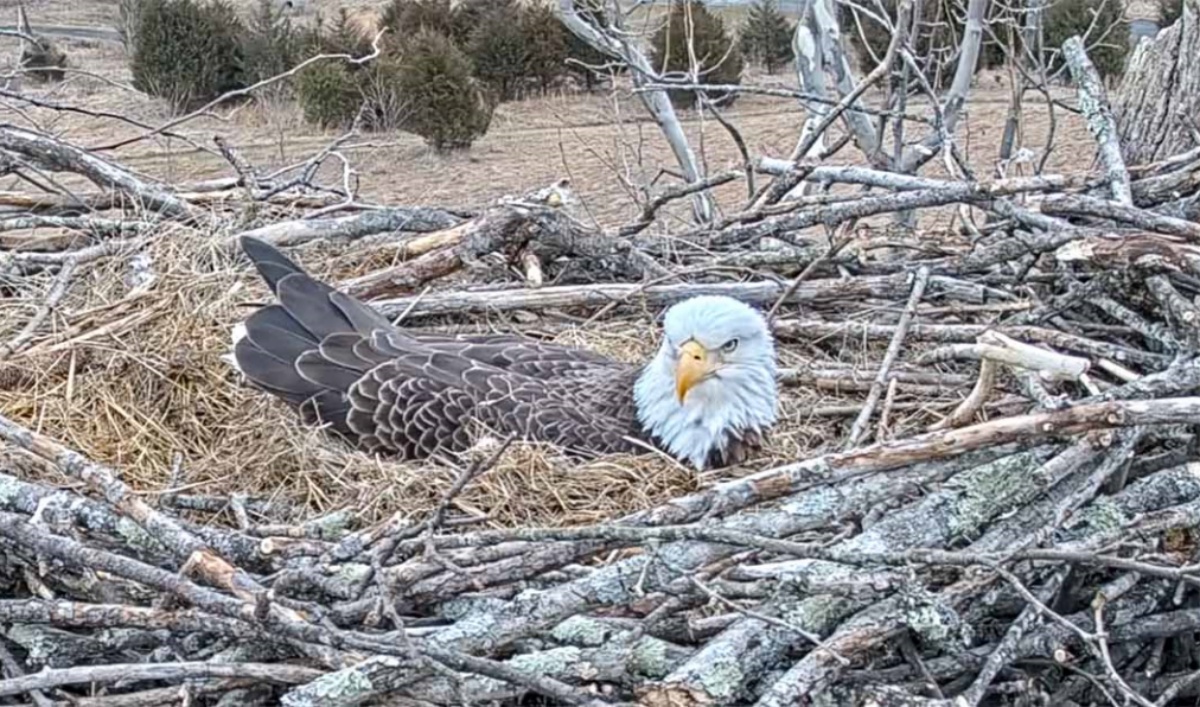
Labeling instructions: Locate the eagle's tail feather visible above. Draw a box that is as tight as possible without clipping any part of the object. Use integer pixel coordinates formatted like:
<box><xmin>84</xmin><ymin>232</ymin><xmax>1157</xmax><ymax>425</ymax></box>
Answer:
<box><xmin>239</xmin><ymin>235</ymin><xmax>305</xmax><ymax>295</ymax></box>
<box><xmin>275</xmin><ymin>271</ymin><xmax>357</xmax><ymax>342</ymax></box>
<box><xmin>233</xmin><ymin>332</ymin><xmax>314</xmax><ymax>402</ymax></box>
<box><xmin>235</xmin><ymin>237</ymin><xmax>390</xmax><ymax>440</ymax></box>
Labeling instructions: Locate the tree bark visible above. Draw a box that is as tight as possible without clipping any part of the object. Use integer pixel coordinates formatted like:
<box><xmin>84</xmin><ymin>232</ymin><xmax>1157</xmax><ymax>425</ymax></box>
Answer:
<box><xmin>1063</xmin><ymin>36</ymin><xmax>1133</xmax><ymax>205</ymax></box>
<box><xmin>1112</xmin><ymin>3</ymin><xmax>1200</xmax><ymax>165</ymax></box>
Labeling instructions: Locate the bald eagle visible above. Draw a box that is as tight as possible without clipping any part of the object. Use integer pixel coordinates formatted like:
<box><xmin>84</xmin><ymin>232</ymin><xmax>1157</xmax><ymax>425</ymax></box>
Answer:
<box><xmin>231</xmin><ymin>237</ymin><xmax>779</xmax><ymax>469</ymax></box>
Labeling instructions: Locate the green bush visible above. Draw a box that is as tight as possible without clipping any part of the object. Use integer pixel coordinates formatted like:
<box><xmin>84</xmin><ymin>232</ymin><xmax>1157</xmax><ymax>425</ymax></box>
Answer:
<box><xmin>358</xmin><ymin>58</ymin><xmax>408</xmax><ymax>131</ymax></box>
<box><xmin>295</xmin><ymin>10</ymin><xmax>411</xmax><ymax>131</ymax></box>
<box><xmin>296</xmin><ymin>60</ymin><xmax>361</xmax><ymax>129</ymax></box>
<box><xmin>380</xmin><ymin>0</ymin><xmax>456</xmax><ymax>44</ymax></box>
<box><xmin>381</xmin><ymin>0</ymin><xmax>583</xmax><ymax>101</ymax></box>
<box><xmin>129</xmin><ymin>0</ymin><xmax>246</xmax><ymax>111</ymax></box>
<box><xmin>241</xmin><ymin>0</ymin><xmax>299</xmax><ymax>87</ymax></box>
<box><xmin>739</xmin><ymin>0</ymin><xmax>794</xmax><ymax>74</ymax></box>
<box><xmin>650</xmin><ymin>0</ymin><xmax>743</xmax><ymax>108</ymax></box>
<box><xmin>464</xmin><ymin>2</ymin><xmax>528</xmax><ymax>101</ymax></box>
<box><xmin>462</xmin><ymin>1</ymin><xmax>570</xmax><ymax>99</ymax></box>
<box><xmin>396</xmin><ymin>29</ymin><xmax>493</xmax><ymax>150</ymax></box>
<box><xmin>520</xmin><ymin>3</ymin><xmax>569</xmax><ymax>93</ymax></box>
<box><xmin>1043</xmin><ymin>0</ymin><xmax>1129</xmax><ymax>79</ymax></box>
<box><xmin>452</xmin><ymin>0</ymin><xmax>514</xmax><ymax>45</ymax></box>
<box><xmin>308</xmin><ymin>8</ymin><xmax>374</xmax><ymax>56</ymax></box>
<box><xmin>295</xmin><ymin>10</ymin><xmax>368</xmax><ymax>128</ymax></box>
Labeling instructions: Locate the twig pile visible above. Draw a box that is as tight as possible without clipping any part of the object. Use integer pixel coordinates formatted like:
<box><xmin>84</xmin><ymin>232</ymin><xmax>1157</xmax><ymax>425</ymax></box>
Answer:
<box><xmin>3</xmin><ymin>32</ymin><xmax>1200</xmax><ymax>707</ymax></box>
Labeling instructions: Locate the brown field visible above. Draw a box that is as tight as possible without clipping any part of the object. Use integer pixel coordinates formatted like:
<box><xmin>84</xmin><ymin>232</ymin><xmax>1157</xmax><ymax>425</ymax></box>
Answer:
<box><xmin>0</xmin><ymin>0</ymin><xmax>1103</xmax><ymax>527</ymax></box>
<box><xmin>2</xmin><ymin>0</ymin><xmax>1099</xmax><ymax>227</ymax></box>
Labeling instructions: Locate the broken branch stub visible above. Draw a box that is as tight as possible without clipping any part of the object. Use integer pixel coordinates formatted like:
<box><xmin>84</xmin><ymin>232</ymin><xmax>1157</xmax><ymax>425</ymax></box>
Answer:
<box><xmin>977</xmin><ymin>330</ymin><xmax>1091</xmax><ymax>381</ymax></box>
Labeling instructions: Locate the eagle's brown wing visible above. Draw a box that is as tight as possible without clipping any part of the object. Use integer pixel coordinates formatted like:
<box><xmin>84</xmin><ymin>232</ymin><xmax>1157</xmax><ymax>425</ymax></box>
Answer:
<box><xmin>233</xmin><ymin>237</ymin><xmax>647</xmax><ymax>461</ymax></box>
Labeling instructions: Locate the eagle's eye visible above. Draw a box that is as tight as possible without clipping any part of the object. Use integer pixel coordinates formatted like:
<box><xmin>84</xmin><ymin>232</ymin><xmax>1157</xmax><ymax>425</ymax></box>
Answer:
<box><xmin>721</xmin><ymin>339</ymin><xmax>739</xmax><ymax>354</ymax></box>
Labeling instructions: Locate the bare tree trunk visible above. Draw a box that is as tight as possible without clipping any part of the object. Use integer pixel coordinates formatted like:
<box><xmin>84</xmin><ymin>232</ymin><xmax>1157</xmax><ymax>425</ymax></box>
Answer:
<box><xmin>790</xmin><ymin>3</ymin><xmax>833</xmax><ymax>162</ymax></box>
<box><xmin>796</xmin><ymin>0</ymin><xmax>883</xmax><ymax>162</ymax></box>
<box><xmin>1112</xmin><ymin>3</ymin><xmax>1200</xmax><ymax>166</ymax></box>
<box><xmin>555</xmin><ymin>0</ymin><xmax>716</xmax><ymax>224</ymax></box>
<box><xmin>755</xmin><ymin>0</ymin><xmax>908</xmax><ymax>207</ymax></box>
<box><xmin>897</xmin><ymin>0</ymin><xmax>991</xmax><ymax>174</ymax></box>
<box><xmin>807</xmin><ymin>0</ymin><xmax>882</xmax><ymax>161</ymax></box>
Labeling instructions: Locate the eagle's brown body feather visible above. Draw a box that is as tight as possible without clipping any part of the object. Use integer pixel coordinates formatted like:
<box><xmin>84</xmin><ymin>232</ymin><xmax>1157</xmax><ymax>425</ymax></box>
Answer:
<box><xmin>234</xmin><ymin>237</ymin><xmax>659</xmax><ymax>461</ymax></box>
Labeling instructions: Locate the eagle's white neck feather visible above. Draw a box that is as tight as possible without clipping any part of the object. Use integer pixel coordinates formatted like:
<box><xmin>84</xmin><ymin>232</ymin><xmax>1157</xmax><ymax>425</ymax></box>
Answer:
<box><xmin>633</xmin><ymin>296</ymin><xmax>778</xmax><ymax>469</ymax></box>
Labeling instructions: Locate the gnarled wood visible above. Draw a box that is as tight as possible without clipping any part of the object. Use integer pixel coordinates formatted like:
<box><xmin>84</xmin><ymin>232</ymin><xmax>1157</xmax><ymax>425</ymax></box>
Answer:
<box><xmin>1113</xmin><ymin>3</ymin><xmax>1200</xmax><ymax>165</ymax></box>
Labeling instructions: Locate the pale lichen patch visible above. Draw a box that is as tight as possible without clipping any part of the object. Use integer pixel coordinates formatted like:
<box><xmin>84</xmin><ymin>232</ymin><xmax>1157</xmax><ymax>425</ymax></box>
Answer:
<box><xmin>0</xmin><ymin>475</ymin><xmax>20</xmax><ymax>506</ymax></box>
<box><xmin>900</xmin><ymin>585</ymin><xmax>972</xmax><ymax>650</ymax></box>
<box><xmin>334</xmin><ymin>563</ymin><xmax>371</xmax><ymax>585</ymax></box>
<box><xmin>281</xmin><ymin>658</ymin><xmax>398</xmax><ymax>707</ymax></box>
<box><xmin>1067</xmin><ymin>496</ymin><xmax>1127</xmax><ymax>537</ymax></box>
<box><xmin>114</xmin><ymin>516</ymin><xmax>163</xmax><ymax>553</ymax></box>
<box><xmin>551</xmin><ymin>616</ymin><xmax>612</xmax><ymax>646</ymax></box>
<box><xmin>629</xmin><ymin>637</ymin><xmax>674</xmax><ymax>678</ymax></box>
<box><xmin>306</xmin><ymin>509</ymin><xmax>353</xmax><ymax>540</ymax></box>
<box><xmin>510</xmin><ymin>645</ymin><xmax>581</xmax><ymax>676</ymax></box>
<box><xmin>781</xmin><ymin>594</ymin><xmax>856</xmax><ymax>636</ymax></box>
<box><xmin>697</xmin><ymin>660</ymin><xmax>745</xmax><ymax>701</ymax></box>
<box><xmin>948</xmin><ymin>450</ymin><xmax>1048</xmax><ymax>541</ymax></box>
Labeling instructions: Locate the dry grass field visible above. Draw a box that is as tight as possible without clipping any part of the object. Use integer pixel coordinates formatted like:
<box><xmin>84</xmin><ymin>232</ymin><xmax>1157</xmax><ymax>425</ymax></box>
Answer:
<box><xmin>0</xmin><ymin>0</ymin><xmax>1101</xmax><ymax>527</ymax></box>
<box><xmin>2</xmin><ymin>0</ymin><xmax>1099</xmax><ymax>226</ymax></box>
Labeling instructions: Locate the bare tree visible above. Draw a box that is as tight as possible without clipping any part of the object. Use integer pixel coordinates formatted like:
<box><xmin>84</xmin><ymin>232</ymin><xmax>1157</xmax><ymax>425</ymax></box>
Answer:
<box><xmin>556</xmin><ymin>0</ymin><xmax>716</xmax><ymax>224</ymax></box>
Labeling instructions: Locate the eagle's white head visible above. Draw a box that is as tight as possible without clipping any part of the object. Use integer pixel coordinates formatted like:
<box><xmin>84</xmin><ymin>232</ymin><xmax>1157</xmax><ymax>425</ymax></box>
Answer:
<box><xmin>634</xmin><ymin>295</ymin><xmax>778</xmax><ymax>470</ymax></box>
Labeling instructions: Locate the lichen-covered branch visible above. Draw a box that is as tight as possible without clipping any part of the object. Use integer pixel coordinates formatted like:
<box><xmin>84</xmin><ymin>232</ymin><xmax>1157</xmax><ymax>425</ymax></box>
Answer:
<box><xmin>1063</xmin><ymin>35</ymin><xmax>1133</xmax><ymax>205</ymax></box>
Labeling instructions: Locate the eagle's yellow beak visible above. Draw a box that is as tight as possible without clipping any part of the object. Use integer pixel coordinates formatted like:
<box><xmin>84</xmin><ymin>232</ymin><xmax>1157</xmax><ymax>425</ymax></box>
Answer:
<box><xmin>676</xmin><ymin>340</ymin><xmax>714</xmax><ymax>403</ymax></box>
